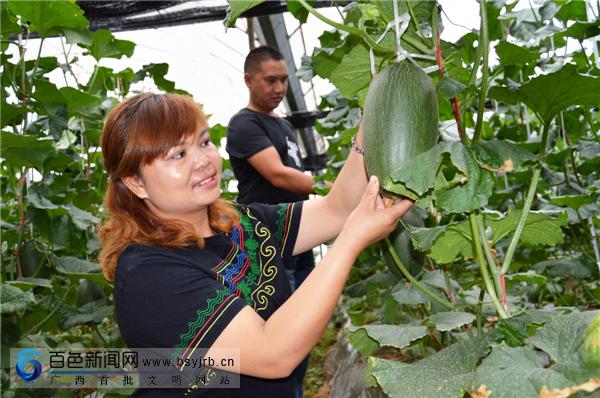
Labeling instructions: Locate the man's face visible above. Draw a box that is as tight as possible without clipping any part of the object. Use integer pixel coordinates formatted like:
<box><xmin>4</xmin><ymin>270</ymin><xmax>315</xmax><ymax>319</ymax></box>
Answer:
<box><xmin>246</xmin><ymin>59</ymin><xmax>288</xmax><ymax>112</ymax></box>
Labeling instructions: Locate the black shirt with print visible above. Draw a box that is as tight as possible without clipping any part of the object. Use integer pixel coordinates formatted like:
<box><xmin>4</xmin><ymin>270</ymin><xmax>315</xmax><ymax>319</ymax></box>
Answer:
<box><xmin>226</xmin><ymin>108</ymin><xmax>308</xmax><ymax>205</ymax></box>
<box><xmin>115</xmin><ymin>202</ymin><xmax>303</xmax><ymax>397</ymax></box>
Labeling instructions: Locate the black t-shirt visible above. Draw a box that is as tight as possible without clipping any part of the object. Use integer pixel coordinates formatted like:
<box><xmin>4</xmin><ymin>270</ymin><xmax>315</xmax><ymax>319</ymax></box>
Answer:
<box><xmin>226</xmin><ymin>108</ymin><xmax>308</xmax><ymax>205</ymax></box>
<box><xmin>114</xmin><ymin>202</ymin><xmax>303</xmax><ymax>397</ymax></box>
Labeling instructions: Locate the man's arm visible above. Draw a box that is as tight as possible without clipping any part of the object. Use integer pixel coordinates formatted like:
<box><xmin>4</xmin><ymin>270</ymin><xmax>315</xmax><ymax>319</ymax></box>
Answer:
<box><xmin>247</xmin><ymin>146</ymin><xmax>314</xmax><ymax>195</ymax></box>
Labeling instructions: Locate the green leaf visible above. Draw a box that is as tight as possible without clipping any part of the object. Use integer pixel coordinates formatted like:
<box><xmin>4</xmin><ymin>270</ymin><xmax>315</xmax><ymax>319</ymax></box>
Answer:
<box><xmin>0</xmin><ymin>284</ymin><xmax>36</xmax><ymax>314</ymax></box>
<box><xmin>495</xmin><ymin>41</ymin><xmax>539</xmax><ymax>67</ymax></box>
<box><xmin>60</xmin><ymin>301</ymin><xmax>113</xmax><ymax>328</ymax></box>
<box><xmin>6</xmin><ymin>0</ymin><xmax>88</xmax><ymax>37</ymax></box>
<box><xmin>505</xmin><ymin>272</ymin><xmax>547</xmax><ymax>286</ymax></box>
<box><xmin>436</xmin><ymin>79</ymin><xmax>467</xmax><ymax>99</ymax></box>
<box><xmin>488</xmin><ymin>64</ymin><xmax>600</xmax><ymax>125</ymax></box>
<box><xmin>311</xmin><ymin>47</ymin><xmax>346</xmax><ymax>79</ymax></box>
<box><xmin>429</xmin><ymin>312</ymin><xmax>475</xmax><ymax>332</ymax></box>
<box><xmin>428</xmin><ymin>221</ymin><xmax>474</xmax><ymax>264</ymax></box>
<box><xmin>555</xmin><ymin>2</ymin><xmax>588</xmax><ymax>24</ymax></box>
<box><xmin>365</xmin><ymin>336</ymin><xmax>489</xmax><ymax>398</ymax></box>
<box><xmin>534</xmin><ymin>259</ymin><xmax>592</xmax><ymax>280</ymax></box>
<box><xmin>59</xmin><ymin>87</ymin><xmax>103</xmax><ymax>118</ymax></box>
<box><xmin>490</xmin><ymin>209</ymin><xmax>567</xmax><ymax>247</ymax></box>
<box><xmin>549</xmin><ymin>194</ymin><xmax>596</xmax><ymax>210</ymax></box>
<box><xmin>0</xmin><ymin>131</ymin><xmax>56</xmax><ymax>170</ymax></box>
<box><xmin>225</xmin><ymin>0</ymin><xmax>264</xmax><ymax>28</ymax></box>
<box><xmin>32</xmin><ymin>79</ymin><xmax>65</xmax><ymax>116</ymax></box>
<box><xmin>557</xmin><ymin>20</ymin><xmax>600</xmax><ymax>41</ymax></box>
<box><xmin>287</xmin><ymin>0</ymin><xmax>313</xmax><ymax>24</ymax></box>
<box><xmin>296</xmin><ymin>55</ymin><xmax>313</xmax><ymax>82</ymax></box>
<box><xmin>52</xmin><ymin>256</ymin><xmax>107</xmax><ymax>285</ymax></box>
<box><xmin>0</xmin><ymin>102</ymin><xmax>28</xmax><ymax>128</ymax></box>
<box><xmin>526</xmin><ymin>310</ymin><xmax>600</xmax><ymax>383</ymax></box>
<box><xmin>63</xmin><ymin>28</ymin><xmax>93</xmax><ymax>46</ymax></box>
<box><xmin>390</xmin><ymin>142</ymin><xmax>468</xmax><ymax>197</ymax></box>
<box><xmin>63</xmin><ymin>204</ymin><xmax>100</xmax><ymax>230</ymax></box>
<box><xmin>353</xmin><ymin>324</ymin><xmax>429</xmax><ymax>350</ymax></box>
<box><xmin>347</xmin><ymin>328</ymin><xmax>379</xmax><ymax>357</ymax></box>
<box><xmin>134</xmin><ymin>63</ymin><xmax>188</xmax><ymax>95</ymax></box>
<box><xmin>392</xmin><ymin>284</ymin><xmax>430</xmax><ymax>305</ymax></box>
<box><xmin>7</xmin><ymin>278</ymin><xmax>52</xmax><ymax>291</ymax></box>
<box><xmin>471</xmin><ymin>140</ymin><xmax>538</xmax><ymax>172</ymax></box>
<box><xmin>1</xmin><ymin>2</ymin><xmax>21</xmax><ymax>37</ymax></box>
<box><xmin>409</xmin><ymin>225</ymin><xmax>446</xmax><ymax>252</ymax></box>
<box><xmin>329</xmin><ymin>45</ymin><xmax>379</xmax><ymax>100</ymax></box>
<box><xmin>82</xmin><ymin>29</ymin><xmax>135</xmax><ymax>61</ymax></box>
<box><xmin>473</xmin><ymin>344</ymin><xmax>575</xmax><ymax>397</ymax></box>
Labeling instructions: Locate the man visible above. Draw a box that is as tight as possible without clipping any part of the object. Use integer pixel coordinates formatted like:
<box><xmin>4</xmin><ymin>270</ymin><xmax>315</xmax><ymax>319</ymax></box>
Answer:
<box><xmin>226</xmin><ymin>46</ymin><xmax>317</xmax><ymax>398</ymax></box>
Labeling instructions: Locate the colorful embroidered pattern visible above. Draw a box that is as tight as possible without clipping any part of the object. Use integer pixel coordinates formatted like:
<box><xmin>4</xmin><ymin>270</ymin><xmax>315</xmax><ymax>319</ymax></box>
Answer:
<box><xmin>174</xmin><ymin>203</ymin><xmax>297</xmax><ymax>363</ymax></box>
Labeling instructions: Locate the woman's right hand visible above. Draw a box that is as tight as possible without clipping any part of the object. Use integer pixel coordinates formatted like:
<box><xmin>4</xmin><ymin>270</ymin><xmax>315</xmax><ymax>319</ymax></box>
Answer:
<box><xmin>337</xmin><ymin>175</ymin><xmax>414</xmax><ymax>252</ymax></box>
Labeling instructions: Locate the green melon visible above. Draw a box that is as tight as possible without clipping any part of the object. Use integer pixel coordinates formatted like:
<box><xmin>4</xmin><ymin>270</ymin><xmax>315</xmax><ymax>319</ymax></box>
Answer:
<box><xmin>363</xmin><ymin>60</ymin><xmax>439</xmax><ymax>196</ymax></box>
<box><xmin>581</xmin><ymin>314</ymin><xmax>600</xmax><ymax>369</ymax></box>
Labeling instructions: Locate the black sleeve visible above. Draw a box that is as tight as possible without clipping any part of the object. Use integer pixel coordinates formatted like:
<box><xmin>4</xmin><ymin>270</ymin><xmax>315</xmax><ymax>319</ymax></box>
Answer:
<box><xmin>226</xmin><ymin>113</ymin><xmax>273</xmax><ymax>159</ymax></box>
<box><xmin>243</xmin><ymin>202</ymin><xmax>304</xmax><ymax>260</ymax></box>
<box><xmin>115</xmin><ymin>246</ymin><xmax>248</xmax><ymax>353</ymax></box>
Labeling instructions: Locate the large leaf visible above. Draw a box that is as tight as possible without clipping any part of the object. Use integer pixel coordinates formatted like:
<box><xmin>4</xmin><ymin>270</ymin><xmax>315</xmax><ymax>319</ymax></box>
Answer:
<box><xmin>471</xmin><ymin>141</ymin><xmax>538</xmax><ymax>172</ymax></box>
<box><xmin>0</xmin><ymin>284</ymin><xmax>36</xmax><ymax>314</ymax></box>
<box><xmin>392</xmin><ymin>284</ymin><xmax>430</xmax><ymax>305</ymax></box>
<box><xmin>495</xmin><ymin>41</ymin><xmax>539</xmax><ymax>66</ymax></box>
<box><xmin>488</xmin><ymin>64</ymin><xmax>600</xmax><ymax>125</ymax></box>
<box><xmin>6</xmin><ymin>0</ymin><xmax>88</xmax><ymax>38</ymax></box>
<box><xmin>329</xmin><ymin>44</ymin><xmax>379</xmax><ymax>100</ymax></box>
<box><xmin>0</xmin><ymin>131</ymin><xmax>56</xmax><ymax>170</ymax></box>
<box><xmin>389</xmin><ymin>141</ymin><xmax>495</xmax><ymax>214</ymax></box>
<box><xmin>351</xmin><ymin>324</ymin><xmax>429</xmax><ymax>350</ymax></box>
<box><xmin>32</xmin><ymin>79</ymin><xmax>65</xmax><ymax>116</ymax></box>
<box><xmin>224</xmin><ymin>0</ymin><xmax>264</xmax><ymax>28</ymax></box>
<box><xmin>134</xmin><ymin>63</ymin><xmax>188</xmax><ymax>95</ymax></box>
<box><xmin>429</xmin><ymin>312</ymin><xmax>476</xmax><ymax>332</ymax></box>
<box><xmin>287</xmin><ymin>0</ymin><xmax>314</xmax><ymax>24</ymax></box>
<box><xmin>473</xmin><ymin>344</ymin><xmax>576</xmax><ymax>397</ymax></box>
<box><xmin>549</xmin><ymin>194</ymin><xmax>596</xmax><ymax>210</ymax></box>
<box><xmin>365</xmin><ymin>336</ymin><xmax>489</xmax><ymax>398</ymax></box>
<box><xmin>526</xmin><ymin>310</ymin><xmax>600</xmax><ymax>383</ymax></box>
<box><xmin>60</xmin><ymin>301</ymin><xmax>113</xmax><ymax>328</ymax></box>
<box><xmin>534</xmin><ymin>259</ymin><xmax>592</xmax><ymax>280</ymax></box>
<box><xmin>427</xmin><ymin>221</ymin><xmax>474</xmax><ymax>264</ymax></box>
<box><xmin>82</xmin><ymin>29</ymin><xmax>135</xmax><ymax>61</ymax></box>
<box><xmin>411</xmin><ymin>210</ymin><xmax>566</xmax><ymax>264</ymax></box>
<box><xmin>556</xmin><ymin>20</ymin><xmax>600</xmax><ymax>41</ymax></box>
<box><xmin>59</xmin><ymin>87</ymin><xmax>103</xmax><ymax>118</ymax></box>
<box><xmin>490</xmin><ymin>209</ymin><xmax>568</xmax><ymax>247</ymax></box>
<box><xmin>52</xmin><ymin>256</ymin><xmax>107</xmax><ymax>285</ymax></box>
<box><xmin>0</xmin><ymin>102</ymin><xmax>28</xmax><ymax>128</ymax></box>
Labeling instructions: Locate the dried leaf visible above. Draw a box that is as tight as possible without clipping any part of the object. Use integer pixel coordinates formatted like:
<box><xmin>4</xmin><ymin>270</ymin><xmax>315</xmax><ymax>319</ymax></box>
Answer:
<box><xmin>480</xmin><ymin>159</ymin><xmax>514</xmax><ymax>172</ymax></box>
<box><xmin>470</xmin><ymin>384</ymin><xmax>492</xmax><ymax>398</ymax></box>
<box><xmin>539</xmin><ymin>378</ymin><xmax>600</xmax><ymax>398</ymax></box>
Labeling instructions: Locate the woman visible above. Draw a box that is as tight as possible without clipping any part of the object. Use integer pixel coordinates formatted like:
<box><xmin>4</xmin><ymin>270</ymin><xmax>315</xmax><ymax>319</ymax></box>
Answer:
<box><xmin>99</xmin><ymin>93</ymin><xmax>412</xmax><ymax>397</ymax></box>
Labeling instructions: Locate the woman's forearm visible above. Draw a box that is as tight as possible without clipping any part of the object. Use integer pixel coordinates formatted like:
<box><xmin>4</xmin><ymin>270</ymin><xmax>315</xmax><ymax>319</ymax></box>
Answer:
<box><xmin>324</xmin><ymin>126</ymin><xmax>368</xmax><ymax>217</ymax></box>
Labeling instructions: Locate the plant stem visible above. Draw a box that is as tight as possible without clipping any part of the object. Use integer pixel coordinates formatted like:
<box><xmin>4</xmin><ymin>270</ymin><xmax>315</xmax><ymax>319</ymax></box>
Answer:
<box><xmin>476</xmin><ymin>288</ymin><xmax>486</xmax><ymax>334</ymax></box>
<box><xmin>500</xmin><ymin>122</ymin><xmax>551</xmax><ymax>275</ymax></box>
<box><xmin>475</xmin><ymin>214</ymin><xmax>503</xmax><ymax>301</ymax></box>
<box><xmin>473</xmin><ymin>0</ymin><xmax>489</xmax><ymax>143</ymax></box>
<box><xmin>469</xmin><ymin>215</ymin><xmax>508</xmax><ymax>318</ymax></box>
<box><xmin>384</xmin><ymin>238</ymin><xmax>455</xmax><ymax>309</ymax></box>
<box><xmin>23</xmin><ymin>284</ymin><xmax>73</xmax><ymax>337</ymax></box>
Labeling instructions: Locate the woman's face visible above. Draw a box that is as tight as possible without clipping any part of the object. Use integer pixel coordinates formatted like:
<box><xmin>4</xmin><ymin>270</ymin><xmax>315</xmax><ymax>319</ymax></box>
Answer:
<box><xmin>124</xmin><ymin>127</ymin><xmax>222</xmax><ymax>222</ymax></box>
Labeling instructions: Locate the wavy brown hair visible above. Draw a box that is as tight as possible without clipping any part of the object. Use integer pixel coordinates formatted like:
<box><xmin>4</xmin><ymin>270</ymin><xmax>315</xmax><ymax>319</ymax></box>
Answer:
<box><xmin>99</xmin><ymin>93</ymin><xmax>239</xmax><ymax>281</ymax></box>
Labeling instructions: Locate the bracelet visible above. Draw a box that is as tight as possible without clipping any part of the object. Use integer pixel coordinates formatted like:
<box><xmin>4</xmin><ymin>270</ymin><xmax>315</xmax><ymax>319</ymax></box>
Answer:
<box><xmin>351</xmin><ymin>135</ymin><xmax>364</xmax><ymax>156</ymax></box>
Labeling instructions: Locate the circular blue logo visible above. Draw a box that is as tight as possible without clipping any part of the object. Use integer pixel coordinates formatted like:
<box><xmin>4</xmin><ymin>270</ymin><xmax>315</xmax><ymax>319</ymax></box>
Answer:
<box><xmin>15</xmin><ymin>349</ymin><xmax>42</xmax><ymax>382</ymax></box>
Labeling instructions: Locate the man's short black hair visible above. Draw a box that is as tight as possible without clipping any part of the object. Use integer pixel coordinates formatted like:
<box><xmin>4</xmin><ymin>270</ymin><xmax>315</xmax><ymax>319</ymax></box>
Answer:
<box><xmin>244</xmin><ymin>46</ymin><xmax>284</xmax><ymax>74</ymax></box>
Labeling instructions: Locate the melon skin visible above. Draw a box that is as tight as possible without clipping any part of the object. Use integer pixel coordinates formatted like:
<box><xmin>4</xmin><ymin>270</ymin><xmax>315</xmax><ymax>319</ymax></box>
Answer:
<box><xmin>581</xmin><ymin>314</ymin><xmax>600</xmax><ymax>369</ymax></box>
<box><xmin>363</xmin><ymin>60</ymin><xmax>439</xmax><ymax>195</ymax></box>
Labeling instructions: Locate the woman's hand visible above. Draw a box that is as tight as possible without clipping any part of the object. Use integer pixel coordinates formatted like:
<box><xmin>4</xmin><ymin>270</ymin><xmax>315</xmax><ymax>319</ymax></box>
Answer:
<box><xmin>337</xmin><ymin>175</ymin><xmax>413</xmax><ymax>253</ymax></box>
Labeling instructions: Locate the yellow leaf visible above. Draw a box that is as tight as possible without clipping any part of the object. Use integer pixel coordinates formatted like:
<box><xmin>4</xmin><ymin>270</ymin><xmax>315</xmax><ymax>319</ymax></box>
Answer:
<box><xmin>480</xmin><ymin>159</ymin><xmax>514</xmax><ymax>173</ymax></box>
<box><xmin>470</xmin><ymin>384</ymin><xmax>491</xmax><ymax>398</ymax></box>
<box><xmin>539</xmin><ymin>378</ymin><xmax>600</xmax><ymax>398</ymax></box>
